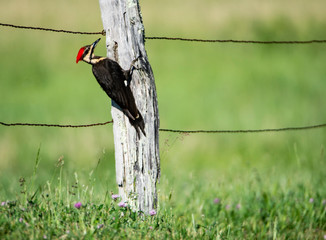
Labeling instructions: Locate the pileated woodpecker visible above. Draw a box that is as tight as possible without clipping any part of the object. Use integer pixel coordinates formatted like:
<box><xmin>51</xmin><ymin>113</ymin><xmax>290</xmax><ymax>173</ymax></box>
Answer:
<box><xmin>76</xmin><ymin>38</ymin><xmax>146</xmax><ymax>137</ymax></box>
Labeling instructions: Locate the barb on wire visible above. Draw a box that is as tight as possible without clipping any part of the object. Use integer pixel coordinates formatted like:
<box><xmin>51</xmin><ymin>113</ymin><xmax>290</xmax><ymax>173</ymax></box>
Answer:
<box><xmin>1</xmin><ymin>121</ymin><xmax>326</xmax><ymax>134</ymax></box>
<box><xmin>1</xmin><ymin>22</ymin><xmax>326</xmax><ymax>44</ymax></box>
<box><xmin>0</xmin><ymin>121</ymin><xmax>113</xmax><ymax>128</ymax></box>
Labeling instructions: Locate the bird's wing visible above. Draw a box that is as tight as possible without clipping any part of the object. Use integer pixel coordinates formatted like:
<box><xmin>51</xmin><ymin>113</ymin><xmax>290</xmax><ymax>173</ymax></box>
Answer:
<box><xmin>92</xmin><ymin>58</ymin><xmax>139</xmax><ymax>118</ymax></box>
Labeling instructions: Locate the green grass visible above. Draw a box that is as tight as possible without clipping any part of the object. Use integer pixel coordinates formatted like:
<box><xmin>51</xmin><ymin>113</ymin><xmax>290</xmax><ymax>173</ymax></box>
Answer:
<box><xmin>0</xmin><ymin>156</ymin><xmax>325</xmax><ymax>239</ymax></box>
<box><xmin>1</xmin><ymin>0</ymin><xmax>326</xmax><ymax>238</ymax></box>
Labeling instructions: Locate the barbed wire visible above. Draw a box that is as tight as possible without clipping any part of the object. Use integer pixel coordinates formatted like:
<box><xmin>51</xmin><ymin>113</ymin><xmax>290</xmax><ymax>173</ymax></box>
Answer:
<box><xmin>159</xmin><ymin>123</ymin><xmax>326</xmax><ymax>134</ymax></box>
<box><xmin>145</xmin><ymin>36</ymin><xmax>326</xmax><ymax>44</ymax></box>
<box><xmin>1</xmin><ymin>22</ymin><xmax>326</xmax><ymax>134</ymax></box>
<box><xmin>0</xmin><ymin>23</ymin><xmax>105</xmax><ymax>35</ymax></box>
<box><xmin>0</xmin><ymin>121</ymin><xmax>113</xmax><ymax>128</ymax></box>
<box><xmin>1</xmin><ymin>121</ymin><xmax>326</xmax><ymax>134</ymax></box>
<box><xmin>1</xmin><ymin>22</ymin><xmax>326</xmax><ymax>44</ymax></box>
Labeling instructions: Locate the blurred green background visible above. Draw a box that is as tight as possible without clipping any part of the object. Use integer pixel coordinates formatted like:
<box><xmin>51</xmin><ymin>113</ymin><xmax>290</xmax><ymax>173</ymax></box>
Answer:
<box><xmin>0</xmin><ymin>0</ymin><xmax>326</xmax><ymax>202</ymax></box>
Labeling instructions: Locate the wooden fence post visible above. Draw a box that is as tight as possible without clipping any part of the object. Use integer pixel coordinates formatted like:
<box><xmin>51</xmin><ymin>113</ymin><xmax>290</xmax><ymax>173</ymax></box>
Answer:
<box><xmin>99</xmin><ymin>0</ymin><xmax>160</xmax><ymax>214</ymax></box>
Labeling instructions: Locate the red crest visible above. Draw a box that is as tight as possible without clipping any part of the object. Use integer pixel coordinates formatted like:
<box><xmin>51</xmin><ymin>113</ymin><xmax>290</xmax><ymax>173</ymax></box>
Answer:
<box><xmin>76</xmin><ymin>47</ymin><xmax>85</xmax><ymax>63</ymax></box>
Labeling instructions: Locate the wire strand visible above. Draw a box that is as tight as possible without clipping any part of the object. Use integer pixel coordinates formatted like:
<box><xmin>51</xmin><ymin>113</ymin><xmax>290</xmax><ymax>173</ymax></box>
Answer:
<box><xmin>0</xmin><ymin>23</ymin><xmax>105</xmax><ymax>35</ymax></box>
<box><xmin>1</xmin><ymin>22</ymin><xmax>326</xmax><ymax>44</ymax></box>
<box><xmin>1</xmin><ymin>121</ymin><xmax>325</xmax><ymax>134</ymax></box>
<box><xmin>159</xmin><ymin>123</ymin><xmax>326</xmax><ymax>134</ymax></box>
<box><xmin>0</xmin><ymin>121</ymin><xmax>113</xmax><ymax>128</ymax></box>
<box><xmin>146</xmin><ymin>36</ymin><xmax>326</xmax><ymax>44</ymax></box>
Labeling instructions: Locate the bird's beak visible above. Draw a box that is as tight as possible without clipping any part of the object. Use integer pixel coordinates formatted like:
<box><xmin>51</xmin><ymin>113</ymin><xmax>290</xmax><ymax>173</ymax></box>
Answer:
<box><xmin>92</xmin><ymin>38</ymin><xmax>101</xmax><ymax>49</ymax></box>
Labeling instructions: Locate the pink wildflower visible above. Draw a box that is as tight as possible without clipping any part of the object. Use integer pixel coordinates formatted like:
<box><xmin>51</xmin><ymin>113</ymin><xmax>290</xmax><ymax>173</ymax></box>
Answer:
<box><xmin>118</xmin><ymin>201</ymin><xmax>127</xmax><ymax>208</ymax></box>
<box><xmin>111</xmin><ymin>194</ymin><xmax>119</xmax><ymax>200</ymax></box>
<box><xmin>214</xmin><ymin>198</ymin><xmax>220</xmax><ymax>204</ymax></box>
<box><xmin>149</xmin><ymin>209</ymin><xmax>157</xmax><ymax>216</ymax></box>
<box><xmin>74</xmin><ymin>202</ymin><xmax>82</xmax><ymax>209</ymax></box>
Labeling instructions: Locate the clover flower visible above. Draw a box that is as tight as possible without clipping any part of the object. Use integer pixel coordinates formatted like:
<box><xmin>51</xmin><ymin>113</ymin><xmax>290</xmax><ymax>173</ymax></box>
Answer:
<box><xmin>214</xmin><ymin>198</ymin><xmax>221</xmax><ymax>204</ymax></box>
<box><xmin>74</xmin><ymin>202</ymin><xmax>82</xmax><ymax>209</ymax></box>
<box><xmin>149</xmin><ymin>209</ymin><xmax>157</xmax><ymax>216</ymax></box>
<box><xmin>118</xmin><ymin>201</ymin><xmax>127</xmax><ymax>208</ymax></box>
<box><xmin>111</xmin><ymin>194</ymin><xmax>119</xmax><ymax>200</ymax></box>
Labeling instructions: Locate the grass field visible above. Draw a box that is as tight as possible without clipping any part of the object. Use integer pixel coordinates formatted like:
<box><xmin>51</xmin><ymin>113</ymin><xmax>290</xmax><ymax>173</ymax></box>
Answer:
<box><xmin>1</xmin><ymin>0</ymin><xmax>326</xmax><ymax>238</ymax></box>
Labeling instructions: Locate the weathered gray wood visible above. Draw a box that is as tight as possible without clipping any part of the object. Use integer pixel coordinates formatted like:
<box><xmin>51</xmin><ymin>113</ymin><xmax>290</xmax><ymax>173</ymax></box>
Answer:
<box><xmin>99</xmin><ymin>0</ymin><xmax>160</xmax><ymax>214</ymax></box>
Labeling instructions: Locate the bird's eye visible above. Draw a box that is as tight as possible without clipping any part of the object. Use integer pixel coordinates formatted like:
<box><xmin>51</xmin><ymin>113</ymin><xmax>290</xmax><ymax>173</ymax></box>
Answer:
<box><xmin>83</xmin><ymin>48</ymin><xmax>90</xmax><ymax>56</ymax></box>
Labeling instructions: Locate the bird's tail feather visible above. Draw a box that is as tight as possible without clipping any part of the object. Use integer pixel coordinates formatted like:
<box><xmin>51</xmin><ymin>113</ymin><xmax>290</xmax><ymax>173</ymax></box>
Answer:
<box><xmin>129</xmin><ymin>111</ymin><xmax>146</xmax><ymax>138</ymax></box>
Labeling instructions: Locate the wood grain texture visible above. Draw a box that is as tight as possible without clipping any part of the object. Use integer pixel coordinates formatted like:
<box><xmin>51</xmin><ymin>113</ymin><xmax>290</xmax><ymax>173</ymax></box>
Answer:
<box><xmin>99</xmin><ymin>0</ymin><xmax>160</xmax><ymax>214</ymax></box>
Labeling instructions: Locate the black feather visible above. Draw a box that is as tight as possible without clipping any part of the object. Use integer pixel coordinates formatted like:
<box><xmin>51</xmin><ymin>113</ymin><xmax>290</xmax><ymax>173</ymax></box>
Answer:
<box><xmin>91</xmin><ymin>58</ymin><xmax>146</xmax><ymax>137</ymax></box>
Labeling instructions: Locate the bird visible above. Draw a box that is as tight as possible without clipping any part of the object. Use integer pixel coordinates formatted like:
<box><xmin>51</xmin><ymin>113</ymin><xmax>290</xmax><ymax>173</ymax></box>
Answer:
<box><xmin>76</xmin><ymin>38</ymin><xmax>146</xmax><ymax>138</ymax></box>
